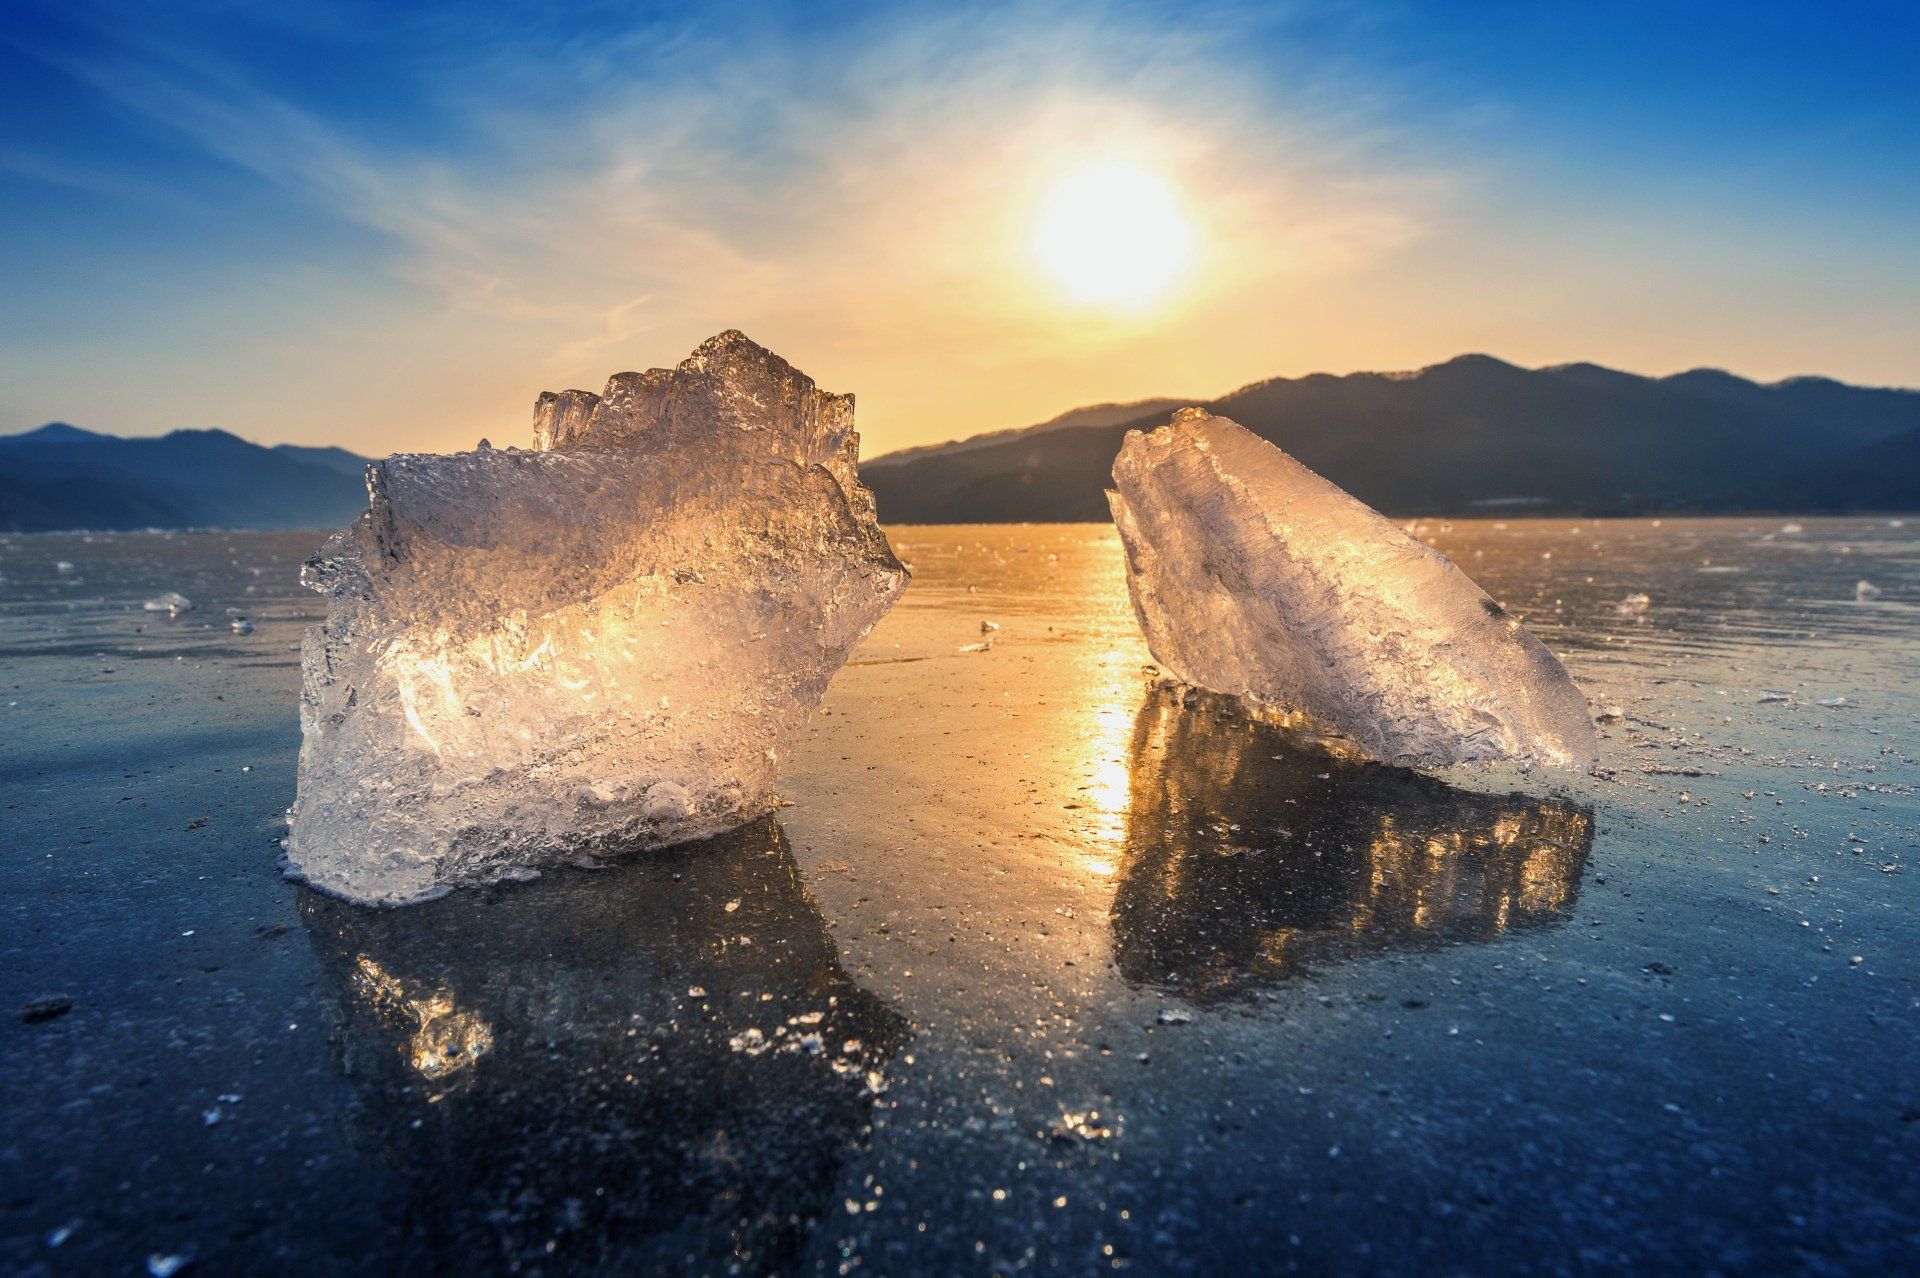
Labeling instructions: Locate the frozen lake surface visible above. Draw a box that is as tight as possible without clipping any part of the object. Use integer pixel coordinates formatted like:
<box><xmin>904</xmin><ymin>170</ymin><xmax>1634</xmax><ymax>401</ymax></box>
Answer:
<box><xmin>2</xmin><ymin>520</ymin><xmax>1916</xmax><ymax>1275</ymax></box>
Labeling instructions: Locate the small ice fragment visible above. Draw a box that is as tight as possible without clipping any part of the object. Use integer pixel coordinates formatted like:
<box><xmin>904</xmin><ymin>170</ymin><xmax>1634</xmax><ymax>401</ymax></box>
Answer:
<box><xmin>1595</xmin><ymin>704</ymin><xmax>1625</xmax><ymax>723</ymax></box>
<box><xmin>1854</xmin><ymin>580</ymin><xmax>1881</xmax><ymax>601</ymax></box>
<box><xmin>1612</xmin><ymin>592</ymin><xmax>1650</xmax><ymax>616</ymax></box>
<box><xmin>55</xmin><ymin>561</ymin><xmax>75</xmax><ymax>573</ymax></box>
<box><xmin>1156</xmin><ymin>1007</ymin><xmax>1193</xmax><ymax>1025</ymax></box>
<box><xmin>147</xmin><ymin>1254</ymin><xmax>194</xmax><ymax>1278</ymax></box>
<box><xmin>957</xmin><ymin>639</ymin><xmax>992</xmax><ymax>653</ymax></box>
<box><xmin>1758</xmin><ymin>691</ymin><xmax>1791</xmax><ymax>703</ymax></box>
<box><xmin>144</xmin><ymin>591</ymin><xmax>193</xmax><ymax>614</ymax></box>
<box><xmin>1779</xmin><ymin>522</ymin><xmax>1804</xmax><ymax>534</ymax></box>
<box><xmin>286</xmin><ymin>332</ymin><xmax>906</xmax><ymax>905</ymax></box>
<box><xmin>1813</xmin><ymin>696</ymin><xmax>1847</xmax><ymax>708</ymax></box>
<box><xmin>980</xmin><ymin>620</ymin><xmax>1000</xmax><ymax>633</ymax></box>
<box><xmin>230</xmin><ymin>618</ymin><xmax>254</xmax><ymax>635</ymax></box>
<box><xmin>1108</xmin><ymin>410</ymin><xmax>1597</xmax><ymax>769</ymax></box>
<box><xmin>20</xmin><ymin>994</ymin><xmax>73</xmax><ymax>1022</ymax></box>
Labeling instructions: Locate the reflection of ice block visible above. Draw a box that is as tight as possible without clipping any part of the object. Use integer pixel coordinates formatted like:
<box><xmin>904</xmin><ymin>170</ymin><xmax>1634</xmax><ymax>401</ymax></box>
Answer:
<box><xmin>288</xmin><ymin>332</ymin><xmax>906</xmax><ymax>904</ymax></box>
<box><xmin>1108</xmin><ymin>409</ymin><xmax>1597</xmax><ymax>769</ymax></box>
<box><xmin>299</xmin><ymin>818</ymin><xmax>907</xmax><ymax>1269</ymax></box>
<box><xmin>1113</xmin><ymin>685</ymin><xmax>1594</xmax><ymax>1001</ymax></box>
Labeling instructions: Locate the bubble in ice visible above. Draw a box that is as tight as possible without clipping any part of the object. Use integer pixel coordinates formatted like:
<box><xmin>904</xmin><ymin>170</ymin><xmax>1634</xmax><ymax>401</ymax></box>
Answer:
<box><xmin>286</xmin><ymin>332</ymin><xmax>907</xmax><ymax>904</ymax></box>
<box><xmin>1107</xmin><ymin>408</ymin><xmax>1597</xmax><ymax>770</ymax></box>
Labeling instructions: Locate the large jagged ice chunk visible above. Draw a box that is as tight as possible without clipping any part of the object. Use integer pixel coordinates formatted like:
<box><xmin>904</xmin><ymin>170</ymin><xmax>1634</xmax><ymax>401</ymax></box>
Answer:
<box><xmin>288</xmin><ymin>331</ymin><xmax>906</xmax><ymax>904</ymax></box>
<box><xmin>1108</xmin><ymin>408</ymin><xmax>1597</xmax><ymax>769</ymax></box>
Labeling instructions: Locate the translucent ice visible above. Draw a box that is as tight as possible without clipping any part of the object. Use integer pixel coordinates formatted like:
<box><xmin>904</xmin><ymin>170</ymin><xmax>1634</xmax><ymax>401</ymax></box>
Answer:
<box><xmin>288</xmin><ymin>332</ymin><xmax>906</xmax><ymax>904</ymax></box>
<box><xmin>143</xmin><ymin>591</ymin><xmax>192</xmax><ymax>614</ymax></box>
<box><xmin>1108</xmin><ymin>409</ymin><xmax>1597</xmax><ymax>769</ymax></box>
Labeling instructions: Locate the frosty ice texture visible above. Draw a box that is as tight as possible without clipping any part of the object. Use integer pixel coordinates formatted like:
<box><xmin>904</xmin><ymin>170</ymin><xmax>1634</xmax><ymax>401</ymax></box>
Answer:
<box><xmin>288</xmin><ymin>332</ymin><xmax>906</xmax><ymax>904</ymax></box>
<box><xmin>1108</xmin><ymin>409</ymin><xmax>1597</xmax><ymax>769</ymax></box>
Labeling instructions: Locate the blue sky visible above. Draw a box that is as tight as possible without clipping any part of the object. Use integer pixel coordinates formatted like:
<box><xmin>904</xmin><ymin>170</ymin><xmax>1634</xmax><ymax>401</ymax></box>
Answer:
<box><xmin>2</xmin><ymin>1</ymin><xmax>1916</xmax><ymax>456</ymax></box>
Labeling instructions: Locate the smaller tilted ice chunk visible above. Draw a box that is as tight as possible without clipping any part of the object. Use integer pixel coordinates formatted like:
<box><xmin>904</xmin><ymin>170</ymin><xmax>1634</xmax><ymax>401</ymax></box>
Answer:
<box><xmin>288</xmin><ymin>331</ymin><xmax>906</xmax><ymax>904</ymax></box>
<box><xmin>1108</xmin><ymin>409</ymin><xmax>1597</xmax><ymax>769</ymax></box>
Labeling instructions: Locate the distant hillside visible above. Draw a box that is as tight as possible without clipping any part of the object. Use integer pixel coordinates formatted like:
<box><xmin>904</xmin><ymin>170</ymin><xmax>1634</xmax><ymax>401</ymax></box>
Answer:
<box><xmin>272</xmin><ymin>443</ymin><xmax>371</xmax><ymax>477</ymax></box>
<box><xmin>9</xmin><ymin>356</ymin><xmax>1915</xmax><ymax>532</ymax></box>
<box><xmin>861</xmin><ymin>357</ymin><xmax>1920</xmax><ymax>520</ymax></box>
<box><xmin>7</xmin><ymin>422</ymin><xmax>106</xmax><ymax>446</ymax></box>
<box><xmin>0</xmin><ymin>424</ymin><xmax>371</xmax><ymax>532</ymax></box>
<box><xmin>1782</xmin><ymin>424</ymin><xmax>1920</xmax><ymax>511</ymax></box>
<box><xmin>870</xmin><ymin>398</ymin><xmax>1193</xmax><ymax>468</ymax></box>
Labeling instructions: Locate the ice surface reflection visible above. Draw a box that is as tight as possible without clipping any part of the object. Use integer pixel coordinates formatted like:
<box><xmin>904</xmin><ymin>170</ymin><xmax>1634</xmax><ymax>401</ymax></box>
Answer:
<box><xmin>299</xmin><ymin>816</ymin><xmax>907</xmax><ymax>1275</ymax></box>
<box><xmin>1112</xmin><ymin>685</ymin><xmax>1594</xmax><ymax>1000</ymax></box>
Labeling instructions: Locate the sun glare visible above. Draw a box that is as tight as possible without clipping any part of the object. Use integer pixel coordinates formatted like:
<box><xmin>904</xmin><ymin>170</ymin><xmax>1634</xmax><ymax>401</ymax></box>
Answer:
<box><xmin>1032</xmin><ymin>162</ymin><xmax>1195</xmax><ymax>309</ymax></box>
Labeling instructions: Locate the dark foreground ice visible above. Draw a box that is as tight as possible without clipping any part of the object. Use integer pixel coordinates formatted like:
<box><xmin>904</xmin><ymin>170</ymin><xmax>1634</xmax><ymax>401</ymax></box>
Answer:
<box><xmin>1</xmin><ymin>519</ymin><xmax>1916</xmax><ymax>1275</ymax></box>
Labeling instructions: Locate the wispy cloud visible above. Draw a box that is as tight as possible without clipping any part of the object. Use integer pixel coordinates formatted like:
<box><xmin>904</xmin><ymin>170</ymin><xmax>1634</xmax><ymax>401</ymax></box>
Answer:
<box><xmin>33</xmin><ymin>3</ymin><xmax>1448</xmax><ymax>397</ymax></box>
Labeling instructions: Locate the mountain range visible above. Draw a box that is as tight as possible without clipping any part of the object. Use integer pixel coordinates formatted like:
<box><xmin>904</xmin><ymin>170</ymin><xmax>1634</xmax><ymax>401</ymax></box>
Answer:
<box><xmin>860</xmin><ymin>355</ymin><xmax>1920</xmax><ymax>521</ymax></box>
<box><xmin>5</xmin><ymin>354</ymin><xmax>1916</xmax><ymax>531</ymax></box>
<box><xmin>0</xmin><ymin>423</ymin><xmax>370</xmax><ymax>532</ymax></box>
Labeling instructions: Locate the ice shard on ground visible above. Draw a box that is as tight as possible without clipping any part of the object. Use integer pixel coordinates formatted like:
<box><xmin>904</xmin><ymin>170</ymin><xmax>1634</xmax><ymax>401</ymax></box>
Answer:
<box><xmin>1108</xmin><ymin>408</ymin><xmax>1597</xmax><ymax>770</ymax></box>
<box><xmin>287</xmin><ymin>332</ymin><xmax>906</xmax><ymax>905</ymax></box>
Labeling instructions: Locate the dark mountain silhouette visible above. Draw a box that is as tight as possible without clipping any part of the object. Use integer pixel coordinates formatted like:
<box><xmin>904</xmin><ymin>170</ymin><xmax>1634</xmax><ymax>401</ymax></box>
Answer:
<box><xmin>0</xmin><ymin>425</ymin><xmax>371</xmax><ymax>532</ymax></box>
<box><xmin>861</xmin><ymin>356</ymin><xmax>1920</xmax><ymax>520</ymax></box>
<box><xmin>7</xmin><ymin>356</ymin><xmax>1913</xmax><ymax>531</ymax></box>
<box><xmin>1782</xmin><ymin>424</ymin><xmax>1920</xmax><ymax>511</ymax></box>
<box><xmin>0</xmin><ymin>472</ymin><xmax>188</xmax><ymax>530</ymax></box>
<box><xmin>869</xmin><ymin>398</ymin><xmax>1193</xmax><ymax>468</ymax></box>
<box><xmin>6</xmin><ymin>422</ymin><xmax>112</xmax><ymax>446</ymax></box>
<box><xmin>272</xmin><ymin>443</ymin><xmax>371</xmax><ymax>477</ymax></box>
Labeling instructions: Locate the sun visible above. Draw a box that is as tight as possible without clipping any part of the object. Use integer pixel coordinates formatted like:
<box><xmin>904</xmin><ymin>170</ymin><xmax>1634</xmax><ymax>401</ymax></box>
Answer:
<box><xmin>1032</xmin><ymin>162</ymin><xmax>1195</xmax><ymax>309</ymax></box>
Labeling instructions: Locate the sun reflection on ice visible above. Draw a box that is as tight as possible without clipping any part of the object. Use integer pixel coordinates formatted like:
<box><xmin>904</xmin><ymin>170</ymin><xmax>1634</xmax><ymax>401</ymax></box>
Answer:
<box><xmin>351</xmin><ymin>955</ymin><xmax>494</xmax><ymax>1084</ymax></box>
<box><xmin>1073</xmin><ymin>642</ymin><xmax>1147</xmax><ymax>874</ymax></box>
